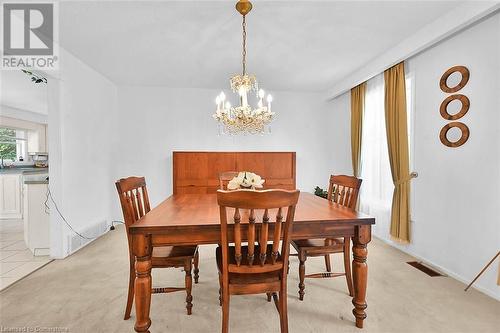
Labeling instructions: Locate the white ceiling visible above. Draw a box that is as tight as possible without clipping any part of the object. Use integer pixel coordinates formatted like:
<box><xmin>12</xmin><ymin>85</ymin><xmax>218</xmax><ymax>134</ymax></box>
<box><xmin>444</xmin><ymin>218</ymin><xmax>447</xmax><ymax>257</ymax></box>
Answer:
<box><xmin>0</xmin><ymin>70</ymin><xmax>48</xmax><ymax>114</ymax></box>
<box><xmin>59</xmin><ymin>1</ymin><xmax>466</xmax><ymax>91</ymax></box>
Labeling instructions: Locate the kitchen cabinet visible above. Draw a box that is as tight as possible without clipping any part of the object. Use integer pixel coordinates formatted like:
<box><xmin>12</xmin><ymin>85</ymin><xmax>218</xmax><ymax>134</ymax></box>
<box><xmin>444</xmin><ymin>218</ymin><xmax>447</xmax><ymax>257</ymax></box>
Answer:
<box><xmin>0</xmin><ymin>174</ymin><xmax>22</xmax><ymax>219</ymax></box>
<box><xmin>23</xmin><ymin>180</ymin><xmax>50</xmax><ymax>255</ymax></box>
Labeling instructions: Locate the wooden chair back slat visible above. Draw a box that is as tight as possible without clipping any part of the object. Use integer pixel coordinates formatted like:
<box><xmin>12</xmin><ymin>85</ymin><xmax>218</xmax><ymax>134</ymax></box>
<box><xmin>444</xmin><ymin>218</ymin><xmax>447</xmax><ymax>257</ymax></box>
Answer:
<box><xmin>141</xmin><ymin>186</ymin><xmax>151</xmax><ymax>212</ymax></box>
<box><xmin>338</xmin><ymin>186</ymin><xmax>344</xmax><ymax>206</ymax></box>
<box><xmin>327</xmin><ymin>175</ymin><xmax>362</xmax><ymax>209</ymax></box>
<box><xmin>219</xmin><ymin>171</ymin><xmax>240</xmax><ymax>190</ymax></box>
<box><xmin>339</xmin><ymin>186</ymin><xmax>346</xmax><ymax>205</ymax></box>
<box><xmin>333</xmin><ymin>186</ymin><xmax>339</xmax><ymax>203</ymax></box>
<box><xmin>272</xmin><ymin>208</ymin><xmax>283</xmax><ymax>264</ymax></box>
<box><xmin>248</xmin><ymin>209</ymin><xmax>256</xmax><ymax>266</ymax></box>
<box><xmin>217</xmin><ymin>189</ymin><xmax>300</xmax><ymax>274</ymax></box>
<box><xmin>136</xmin><ymin>189</ymin><xmax>144</xmax><ymax>217</ymax></box>
<box><xmin>233</xmin><ymin>208</ymin><xmax>242</xmax><ymax>266</ymax></box>
<box><xmin>259</xmin><ymin>209</ymin><xmax>269</xmax><ymax>266</ymax></box>
<box><xmin>131</xmin><ymin>193</ymin><xmax>138</xmax><ymax>220</ymax></box>
<box><xmin>131</xmin><ymin>191</ymin><xmax>140</xmax><ymax>220</ymax></box>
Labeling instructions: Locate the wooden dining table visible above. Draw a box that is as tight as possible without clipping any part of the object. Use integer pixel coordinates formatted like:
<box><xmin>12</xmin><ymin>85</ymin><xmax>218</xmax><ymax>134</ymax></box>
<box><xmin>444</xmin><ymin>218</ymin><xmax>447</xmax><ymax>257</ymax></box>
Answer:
<box><xmin>129</xmin><ymin>192</ymin><xmax>375</xmax><ymax>333</ymax></box>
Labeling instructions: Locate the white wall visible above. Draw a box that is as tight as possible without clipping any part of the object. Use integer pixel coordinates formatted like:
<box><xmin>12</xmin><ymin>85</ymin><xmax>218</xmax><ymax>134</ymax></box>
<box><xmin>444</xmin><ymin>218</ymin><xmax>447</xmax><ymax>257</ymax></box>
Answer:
<box><xmin>48</xmin><ymin>48</ymin><xmax>117</xmax><ymax>258</ymax></box>
<box><xmin>328</xmin><ymin>13</ymin><xmax>500</xmax><ymax>299</ymax></box>
<box><xmin>327</xmin><ymin>92</ymin><xmax>352</xmax><ymax>176</ymax></box>
<box><xmin>405</xmin><ymin>12</ymin><xmax>500</xmax><ymax>300</ymax></box>
<box><xmin>110</xmin><ymin>87</ymin><xmax>331</xmax><ymax>219</ymax></box>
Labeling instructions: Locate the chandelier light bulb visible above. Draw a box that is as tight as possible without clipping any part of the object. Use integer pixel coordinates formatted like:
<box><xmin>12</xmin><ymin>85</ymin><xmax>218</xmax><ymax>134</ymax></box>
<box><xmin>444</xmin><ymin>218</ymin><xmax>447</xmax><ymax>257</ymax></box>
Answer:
<box><xmin>258</xmin><ymin>89</ymin><xmax>265</xmax><ymax>98</ymax></box>
<box><xmin>215</xmin><ymin>96</ymin><xmax>220</xmax><ymax>104</ymax></box>
<box><xmin>220</xmin><ymin>92</ymin><xmax>226</xmax><ymax>101</ymax></box>
<box><xmin>226</xmin><ymin>101</ymin><xmax>231</xmax><ymax>109</ymax></box>
<box><xmin>267</xmin><ymin>94</ymin><xmax>273</xmax><ymax>103</ymax></box>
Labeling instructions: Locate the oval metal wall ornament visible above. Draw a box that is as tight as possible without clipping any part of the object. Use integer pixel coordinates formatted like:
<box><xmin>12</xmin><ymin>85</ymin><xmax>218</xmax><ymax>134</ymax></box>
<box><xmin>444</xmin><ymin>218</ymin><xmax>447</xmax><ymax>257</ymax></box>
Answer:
<box><xmin>440</xmin><ymin>66</ymin><xmax>470</xmax><ymax>93</ymax></box>
<box><xmin>439</xmin><ymin>122</ymin><xmax>470</xmax><ymax>148</ymax></box>
<box><xmin>439</xmin><ymin>94</ymin><xmax>470</xmax><ymax>120</ymax></box>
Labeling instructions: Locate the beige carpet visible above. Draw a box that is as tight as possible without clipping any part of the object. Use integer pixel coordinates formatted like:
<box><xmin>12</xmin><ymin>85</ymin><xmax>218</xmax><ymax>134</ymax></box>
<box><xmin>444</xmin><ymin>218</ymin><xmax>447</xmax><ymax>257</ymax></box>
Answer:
<box><xmin>0</xmin><ymin>225</ymin><xmax>498</xmax><ymax>333</ymax></box>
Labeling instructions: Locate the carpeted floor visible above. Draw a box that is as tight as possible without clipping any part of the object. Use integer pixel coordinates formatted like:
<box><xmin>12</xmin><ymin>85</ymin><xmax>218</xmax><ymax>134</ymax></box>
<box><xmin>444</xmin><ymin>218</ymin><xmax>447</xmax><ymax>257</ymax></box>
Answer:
<box><xmin>0</xmin><ymin>225</ymin><xmax>498</xmax><ymax>333</ymax></box>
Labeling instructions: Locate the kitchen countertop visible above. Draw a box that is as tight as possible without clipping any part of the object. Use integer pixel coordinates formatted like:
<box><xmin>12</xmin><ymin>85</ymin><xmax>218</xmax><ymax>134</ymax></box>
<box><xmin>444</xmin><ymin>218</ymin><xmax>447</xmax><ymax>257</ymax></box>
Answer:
<box><xmin>0</xmin><ymin>167</ymin><xmax>48</xmax><ymax>175</ymax></box>
<box><xmin>23</xmin><ymin>173</ymin><xmax>49</xmax><ymax>185</ymax></box>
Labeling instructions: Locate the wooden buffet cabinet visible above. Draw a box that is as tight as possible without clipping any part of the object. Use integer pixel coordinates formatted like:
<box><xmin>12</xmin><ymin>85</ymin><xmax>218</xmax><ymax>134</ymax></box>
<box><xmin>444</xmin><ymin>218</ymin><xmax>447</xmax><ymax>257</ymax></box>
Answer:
<box><xmin>172</xmin><ymin>151</ymin><xmax>296</xmax><ymax>194</ymax></box>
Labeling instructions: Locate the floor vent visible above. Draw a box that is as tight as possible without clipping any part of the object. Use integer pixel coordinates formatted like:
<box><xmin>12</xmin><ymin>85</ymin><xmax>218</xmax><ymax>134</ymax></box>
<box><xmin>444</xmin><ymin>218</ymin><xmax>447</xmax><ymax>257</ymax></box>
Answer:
<box><xmin>407</xmin><ymin>261</ymin><xmax>443</xmax><ymax>277</ymax></box>
<box><xmin>67</xmin><ymin>220</ymin><xmax>108</xmax><ymax>254</ymax></box>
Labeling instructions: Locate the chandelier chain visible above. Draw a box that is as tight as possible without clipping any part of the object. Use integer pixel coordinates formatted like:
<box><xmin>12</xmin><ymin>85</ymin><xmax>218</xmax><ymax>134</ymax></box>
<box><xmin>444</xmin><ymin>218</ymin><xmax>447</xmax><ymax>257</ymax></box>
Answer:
<box><xmin>242</xmin><ymin>15</ymin><xmax>246</xmax><ymax>75</ymax></box>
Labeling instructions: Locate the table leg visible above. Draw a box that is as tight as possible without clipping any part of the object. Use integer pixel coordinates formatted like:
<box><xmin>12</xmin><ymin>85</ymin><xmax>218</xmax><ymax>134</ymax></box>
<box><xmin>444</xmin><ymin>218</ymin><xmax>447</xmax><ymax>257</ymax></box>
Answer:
<box><xmin>351</xmin><ymin>225</ymin><xmax>371</xmax><ymax>328</ymax></box>
<box><xmin>133</xmin><ymin>233</ymin><xmax>152</xmax><ymax>333</ymax></box>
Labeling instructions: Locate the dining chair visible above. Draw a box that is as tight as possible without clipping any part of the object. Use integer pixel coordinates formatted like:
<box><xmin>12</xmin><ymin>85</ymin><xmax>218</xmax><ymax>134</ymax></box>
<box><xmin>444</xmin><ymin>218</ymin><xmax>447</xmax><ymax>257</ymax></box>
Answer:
<box><xmin>115</xmin><ymin>176</ymin><xmax>200</xmax><ymax>319</ymax></box>
<box><xmin>291</xmin><ymin>175</ymin><xmax>362</xmax><ymax>299</ymax></box>
<box><xmin>219</xmin><ymin>171</ymin><xmax>240</xmax><ymax>190</ymax></box>
<box><xmin>216</xmin><ymin>189</ymin><xmax>300</xmax><ymax>333</ymax></box>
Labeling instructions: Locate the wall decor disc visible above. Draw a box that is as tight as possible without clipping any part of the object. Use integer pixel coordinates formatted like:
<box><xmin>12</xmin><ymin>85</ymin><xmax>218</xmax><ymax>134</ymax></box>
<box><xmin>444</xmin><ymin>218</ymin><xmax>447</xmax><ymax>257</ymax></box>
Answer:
<box><xmin>439</xmin><ymin>94</ymin><xmax>470</xmax><ymax>120</ymax></box>
<box><xmin>440</xmin><ymin>66</ymin><xmax>470</xmax><ymax>93</ymax></box>
<box><xmin>439</xmin><ymin>122</ymin><xmax>470</xmax><ymax>148</ymax></box>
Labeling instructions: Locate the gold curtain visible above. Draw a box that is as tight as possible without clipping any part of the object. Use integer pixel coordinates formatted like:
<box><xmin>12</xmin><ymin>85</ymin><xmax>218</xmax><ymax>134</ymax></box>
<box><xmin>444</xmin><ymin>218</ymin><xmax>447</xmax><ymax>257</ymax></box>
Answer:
<box><xmin>384</xmin><ymin>62</ymin><xmax>411</xmax><ymax>242</ymax></box>
<box><xmin>351</xmin><ymin>82</ymin><xmax>366</xmax><ymax>178</ymax></box>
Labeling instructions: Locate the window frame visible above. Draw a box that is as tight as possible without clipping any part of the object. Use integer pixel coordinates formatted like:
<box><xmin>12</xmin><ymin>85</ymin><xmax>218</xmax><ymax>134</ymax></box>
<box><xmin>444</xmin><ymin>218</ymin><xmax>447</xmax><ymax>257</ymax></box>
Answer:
<box><xmin>405</xmin><ymin>70</ymin><xmax>416</xmax><ymax>223</ymax></box>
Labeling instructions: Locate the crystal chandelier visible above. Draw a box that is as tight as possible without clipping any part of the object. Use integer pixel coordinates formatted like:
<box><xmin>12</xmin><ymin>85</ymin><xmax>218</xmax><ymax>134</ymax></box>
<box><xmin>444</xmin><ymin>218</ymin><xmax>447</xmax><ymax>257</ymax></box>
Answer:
<box><xmin>213</xmin><ymin>0</ymin><xmax>274</xmax><ymax>135</ymax></box>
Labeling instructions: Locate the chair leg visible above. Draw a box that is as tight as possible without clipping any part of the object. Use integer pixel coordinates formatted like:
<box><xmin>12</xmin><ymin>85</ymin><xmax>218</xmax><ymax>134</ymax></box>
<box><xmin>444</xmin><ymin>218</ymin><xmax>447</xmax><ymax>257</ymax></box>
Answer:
<box><xmin>222</xmin><ymin>288</ymin><xmax>230</xmax><ymax>333</ymax></box>
<box><xmin>272</xmin><ymin>292</ymin><xmax>280</xmax><ymax>312</ymax></box>
<box><xmin>266</xmin><ymin>292</ymin><xmax>272</xmax><ymax>302</ymax></box>
<box><xmin>279</xmin><ymin>284</ymin><xmax>288</xmax><ymax>333</ymax></box>
<box><xmin>193</xmin><ymin>250</ymin><xmax>200</xmax><ymax>284</ymax></box>
<box><xmin>344</xmin><ymin>238</ymin><xmax>354</xmax><ymax>297</ymax></box>
<box><xmin>298</xmin><ymin>254</ymin><xmax>306</xmax><ymax>301</ymax></box>
<box><xmin>184</xmin><ymin>261</ymin><xmax>193</xmax><ymax>315</ymax></box>
<box><xmin>324</xmin><ymin>254</ymin><xmax>332</xmax><ymax>272</ymax></box>
<box><xmin>218</xmin><ymin>273</ymin><xmax>223</xmax><ymax>306</ymax></box>
<box><xmin>124</xmin><ymin>256</ymin><xmax>135</xmax><ymax>320</ymax></box>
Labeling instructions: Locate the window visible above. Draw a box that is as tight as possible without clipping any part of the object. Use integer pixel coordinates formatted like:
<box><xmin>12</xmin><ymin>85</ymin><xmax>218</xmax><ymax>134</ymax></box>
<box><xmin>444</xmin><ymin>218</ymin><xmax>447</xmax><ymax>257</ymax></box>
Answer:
<box><xmin>359</xmin><ymin>74</ymin><xmax>392</xmax><ymax>215</ymax></box>
<box><xmin>359</xmin><ymin>72</ymin><xmax>413</xmax><ymax>238</ymax></box>
<box><xmin>0</xmin><ymin>127</ymin><xmax>27</xmax><ymax>162</ymax></box>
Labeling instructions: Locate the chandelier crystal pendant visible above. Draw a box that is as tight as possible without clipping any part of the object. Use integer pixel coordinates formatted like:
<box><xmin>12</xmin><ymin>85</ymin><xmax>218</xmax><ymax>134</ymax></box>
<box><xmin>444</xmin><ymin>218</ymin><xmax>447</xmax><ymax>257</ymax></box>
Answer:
<box><xmin>213</xmin><ymin>0</ymin><xmax>274</xmax><ymax>135</ymax></box>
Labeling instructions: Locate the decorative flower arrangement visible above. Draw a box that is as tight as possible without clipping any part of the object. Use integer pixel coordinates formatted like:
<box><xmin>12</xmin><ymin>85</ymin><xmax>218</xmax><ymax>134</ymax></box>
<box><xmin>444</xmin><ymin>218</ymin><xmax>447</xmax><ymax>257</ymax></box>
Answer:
<box><xmin>227</xmin><ymin>171</ymin><xmax>265</xmax><ymax>190</ymax></box>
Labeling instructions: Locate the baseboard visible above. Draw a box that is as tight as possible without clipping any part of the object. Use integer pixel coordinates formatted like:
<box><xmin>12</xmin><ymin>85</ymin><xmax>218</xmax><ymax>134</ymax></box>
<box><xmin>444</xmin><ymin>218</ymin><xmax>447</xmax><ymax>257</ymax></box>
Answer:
<box><xmin>372</xmin><ymin>235</ymin><xmax>500</xmax><ymax>302</ymax></box>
